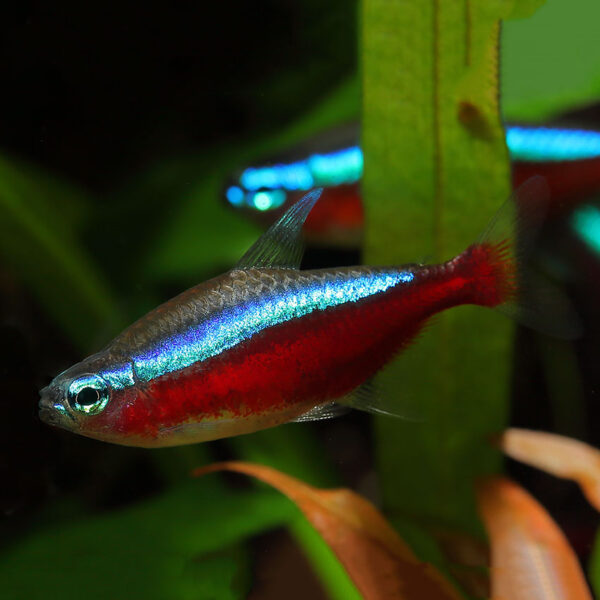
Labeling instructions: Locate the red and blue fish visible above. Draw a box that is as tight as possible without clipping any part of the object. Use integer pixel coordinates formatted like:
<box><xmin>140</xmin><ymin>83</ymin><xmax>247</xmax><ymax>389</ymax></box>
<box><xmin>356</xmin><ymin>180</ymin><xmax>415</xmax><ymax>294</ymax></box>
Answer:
<box><xmin>39</xmin><ymin>178</ymin><xmax>566</xmax><ymax>447</ymax></box>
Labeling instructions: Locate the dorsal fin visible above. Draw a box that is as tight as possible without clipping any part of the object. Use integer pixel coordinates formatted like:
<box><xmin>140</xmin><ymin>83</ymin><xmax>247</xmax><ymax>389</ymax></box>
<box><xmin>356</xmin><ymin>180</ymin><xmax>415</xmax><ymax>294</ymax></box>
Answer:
<box><xmin>235</xmin><ymin>188</ymin><xmax>323</xmax><ymax>269</ymax></box>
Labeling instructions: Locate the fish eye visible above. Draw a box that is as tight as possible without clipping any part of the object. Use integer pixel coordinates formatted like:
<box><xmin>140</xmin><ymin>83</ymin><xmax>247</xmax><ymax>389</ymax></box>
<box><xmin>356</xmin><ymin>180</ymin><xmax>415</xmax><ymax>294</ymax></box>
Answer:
<box><xmin>67</xmin><ymin>375</ymin><xmax>110</xmax><ymax>415</ymax></box>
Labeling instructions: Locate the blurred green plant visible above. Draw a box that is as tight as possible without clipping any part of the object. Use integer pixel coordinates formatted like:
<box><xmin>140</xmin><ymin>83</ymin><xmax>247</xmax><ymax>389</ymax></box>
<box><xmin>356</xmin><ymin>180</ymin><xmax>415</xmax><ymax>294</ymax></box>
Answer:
<box><xmin>502</xmin><ymin>0</ymin><xmax>600</xmax><ymax>122</ymax></box>
<box><xmin>0</xmin><ymin>480</ymin><xmax>294</xmax><ymax>600</ymax></box>
<box><xmin>0</xmin><ymin>157</ymin><xmax>121</xmax><ymax>351</ymax></box>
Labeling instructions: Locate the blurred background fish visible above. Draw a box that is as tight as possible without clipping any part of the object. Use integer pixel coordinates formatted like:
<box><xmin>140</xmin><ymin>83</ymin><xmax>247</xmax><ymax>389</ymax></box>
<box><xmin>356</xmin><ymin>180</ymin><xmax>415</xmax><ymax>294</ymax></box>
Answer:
<box><xmin>222</xmin><ymin>123</ymin><xmax>600</xmax><ymax>248</ymax></box>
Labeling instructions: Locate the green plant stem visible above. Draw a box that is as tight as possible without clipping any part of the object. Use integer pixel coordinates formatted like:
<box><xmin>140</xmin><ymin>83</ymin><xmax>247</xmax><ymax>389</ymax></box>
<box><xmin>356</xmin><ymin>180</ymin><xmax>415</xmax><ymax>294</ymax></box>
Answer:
<box><xmin>362</xmin><ymin>0</ymin><xmax>513</xmax><ymax>534</ymax></box>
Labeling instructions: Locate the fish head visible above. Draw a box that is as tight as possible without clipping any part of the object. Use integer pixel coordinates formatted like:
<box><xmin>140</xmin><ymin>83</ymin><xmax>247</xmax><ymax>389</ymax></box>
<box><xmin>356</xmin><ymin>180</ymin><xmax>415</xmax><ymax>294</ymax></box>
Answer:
<box><xmin>39</xmin><ymin>354</ymin><xmax>126</xmax><ymax>443</ymax></box>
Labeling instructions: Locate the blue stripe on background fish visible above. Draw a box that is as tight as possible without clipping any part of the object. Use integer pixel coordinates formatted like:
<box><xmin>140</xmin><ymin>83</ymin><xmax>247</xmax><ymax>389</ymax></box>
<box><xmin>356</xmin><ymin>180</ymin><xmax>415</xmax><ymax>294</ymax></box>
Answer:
<box><xmin>222</xmin><ymin>124</ymin><xmax>600</xmax><ymax>249</ymax></box>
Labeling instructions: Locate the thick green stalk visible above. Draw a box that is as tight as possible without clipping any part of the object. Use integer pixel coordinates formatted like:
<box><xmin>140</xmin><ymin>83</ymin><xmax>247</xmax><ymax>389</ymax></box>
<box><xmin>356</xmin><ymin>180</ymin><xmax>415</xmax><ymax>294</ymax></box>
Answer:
<box><xmin>362</xmin><ymin>0</ymin><xmax>515</xmax><ymax>533</ymax></box>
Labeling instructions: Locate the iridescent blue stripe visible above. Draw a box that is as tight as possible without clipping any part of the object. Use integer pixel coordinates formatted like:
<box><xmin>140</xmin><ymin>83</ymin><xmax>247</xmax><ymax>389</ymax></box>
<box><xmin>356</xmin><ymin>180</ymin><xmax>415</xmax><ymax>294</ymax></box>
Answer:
<box><xmin>507</xmin><ymin>126</ymin><xmax>600</xmax><ymax>162</ymax></box>
<box><xmin>93</xmin><ymin>361</ymin><xmax>136</xmax><ymax>393</ymax></box>
<box><xmin>226</xmin><ymin>126</ymin><xmax>600</xmax><ymax>211</ymax></box>
<box><xmin>239</xmin><ymin>146</ymin><xmax>363</xmax><ymax>193</ymax></box>
<box><xmin>132</xmin><ymin>270</ymin><xmax>414</xmax><ymax>382</ymax></box>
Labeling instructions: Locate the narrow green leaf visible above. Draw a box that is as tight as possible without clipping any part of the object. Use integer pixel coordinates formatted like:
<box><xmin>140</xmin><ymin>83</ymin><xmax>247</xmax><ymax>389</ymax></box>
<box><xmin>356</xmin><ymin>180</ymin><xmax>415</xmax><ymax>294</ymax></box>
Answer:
<box><xmin>589</xmin><ymin>530</ymin><xmax>600</xmax><ymax>598</ymax></box>
<box><xmin>290</xmin><ymin>517</ymin><xmax>362</xmax><ymax>600</ymax></box>
<box><xmin>0</xmin><ymin>156</ymin><xmax>121</xmax><ymax>350</ymax></box>
<box><xmin>362</xmin><ymin>0</ymin><xmax>511</xmax><ymax>533</ymax></box>
<box><xmin>142</xmin><ymin>161</ymin><xmax>262</xmax><ymax>282</ymax></box>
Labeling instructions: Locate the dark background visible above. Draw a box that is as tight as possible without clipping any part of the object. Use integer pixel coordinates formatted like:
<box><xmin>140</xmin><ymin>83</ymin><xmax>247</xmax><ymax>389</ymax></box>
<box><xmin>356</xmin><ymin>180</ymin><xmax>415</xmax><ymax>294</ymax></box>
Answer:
<box><xmin>1</xmin><ymin>1</ymin><xmax>356</xmax><ymax>191</ymax></box>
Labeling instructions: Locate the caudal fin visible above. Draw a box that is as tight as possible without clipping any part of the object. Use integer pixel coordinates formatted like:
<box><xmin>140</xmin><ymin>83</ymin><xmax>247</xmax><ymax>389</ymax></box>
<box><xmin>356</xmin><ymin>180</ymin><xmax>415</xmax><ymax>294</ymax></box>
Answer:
<box><xmin>458</xmin><ymin>176</ymin><xmax>580</xmax><ymax>339</ymax></box>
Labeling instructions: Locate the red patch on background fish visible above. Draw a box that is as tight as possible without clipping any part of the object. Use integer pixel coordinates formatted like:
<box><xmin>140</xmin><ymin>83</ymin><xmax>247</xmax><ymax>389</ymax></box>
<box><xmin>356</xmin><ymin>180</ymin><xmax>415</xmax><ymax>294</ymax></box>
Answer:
<box><xmin>514</xmin><ymin>158</ymin><xmax>600</xmax><ymax>219</ymax></box>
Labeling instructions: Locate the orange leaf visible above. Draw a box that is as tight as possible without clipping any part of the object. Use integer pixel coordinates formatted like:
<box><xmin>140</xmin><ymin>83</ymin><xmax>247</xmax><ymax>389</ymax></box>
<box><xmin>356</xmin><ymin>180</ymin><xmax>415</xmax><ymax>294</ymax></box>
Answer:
<box><xmin>476</xmin><ymin>476</ymin><xmax>593</xmax><ymax>600</ymax></box>
<box><xmin>499</xmin><ymin>428</ymin><xmax>600</xmax><ymax>512</ymax></box>
<box><xmin>194</xmin><ymin>461</ymin><xmax>462</xmax><ymax>600</ymax></box>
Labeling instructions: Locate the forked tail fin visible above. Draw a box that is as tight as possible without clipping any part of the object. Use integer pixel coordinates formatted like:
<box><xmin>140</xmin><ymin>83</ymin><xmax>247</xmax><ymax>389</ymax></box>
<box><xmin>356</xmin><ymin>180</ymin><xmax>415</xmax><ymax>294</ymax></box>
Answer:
<box><xmin>457</xmin><ymin>176</ymin><xmax>580</xmax><ymax>339</ymax></box>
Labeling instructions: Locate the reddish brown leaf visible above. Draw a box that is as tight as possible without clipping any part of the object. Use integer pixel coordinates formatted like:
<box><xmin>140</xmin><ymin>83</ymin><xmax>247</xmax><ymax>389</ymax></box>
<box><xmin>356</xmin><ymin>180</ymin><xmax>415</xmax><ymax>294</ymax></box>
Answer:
<box><xmin>194</xmin><ymin>461</ymin><xmax>462</xmax><ymax>600</ymax></box>
<box><xmin>476</xmin><ymin>476</ymin><xmax>593</xmax><ymax>600</ymax></box>
<box><xmin>499</xmin><ymin>428</ymin><xmax>600</xmax><ymax>512</ymax></box>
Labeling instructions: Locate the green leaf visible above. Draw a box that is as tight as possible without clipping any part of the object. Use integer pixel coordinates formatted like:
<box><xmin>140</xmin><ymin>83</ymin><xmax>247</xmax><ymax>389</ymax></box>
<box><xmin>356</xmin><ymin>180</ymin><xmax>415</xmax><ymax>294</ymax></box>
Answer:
<box><xmin>589</xmin><ymin>530</ymin><xmax>600</xmax><ymax>597</ymax></box>
<box><xmin>0</xmin><ymin>482</ymin><xmax>294</xmax><ymax>600</ymax></box>
<box><xmin>141</xmin><ymin>157</ymin><xmax>262</xmax><ymax>282</ymax></box>
<box><xmin>230</xmin><ymin>425</ymin><xmax>338</xmax><ymax>487</ymax></box>
<box><xmin>179</xmin><ymin>546</ymin><xmax>249</xmax><ymax>600</ymax></box>
<box><xmin>362</xmin><ymin>0</ymin><xmax>511</xmax><ymax>534</ymax></box>
<box><xmin>0</xmin><ymin>156</ymin><xmax>121</xmax><ymax>350</ymax></box>
<box><xmin>502</xmin><ymin>0</ymin><xmax>600</xmax><ymax>121</ymax></box>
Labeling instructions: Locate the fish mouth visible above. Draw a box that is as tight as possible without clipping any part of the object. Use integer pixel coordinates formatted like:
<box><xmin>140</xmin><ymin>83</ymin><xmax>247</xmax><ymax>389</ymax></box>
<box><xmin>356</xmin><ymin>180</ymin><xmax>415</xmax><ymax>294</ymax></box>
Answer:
<box><xmin>38</xmin><ymin>386</ymin><xmax>73</xmax><ymax>425</ymax></box>
<box><xmin>39</xmin><ymin>406</ymin><xmax>59</xmax><ymax>425</ymax></box>
<box><xmin>38</xmin><ymin>386</ymin><xmax>52</xmax><ymax>408</ymax></box>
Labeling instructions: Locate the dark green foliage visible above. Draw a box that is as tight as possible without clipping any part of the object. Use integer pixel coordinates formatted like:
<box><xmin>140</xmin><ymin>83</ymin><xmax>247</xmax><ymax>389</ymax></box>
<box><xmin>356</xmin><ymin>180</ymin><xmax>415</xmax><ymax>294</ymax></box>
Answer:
<box><xmin>0</xmin><ymin>483</ymin><xmax>293</xmax><ymax>600</ymax></box>
<box><xmin>0</xmin><ymin>157</ymin><xmax>121</xmax><ymax>351</ymax></box>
